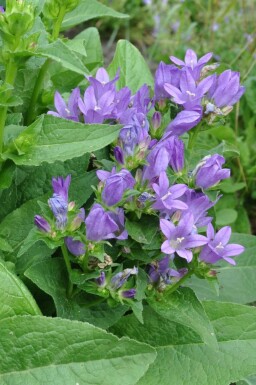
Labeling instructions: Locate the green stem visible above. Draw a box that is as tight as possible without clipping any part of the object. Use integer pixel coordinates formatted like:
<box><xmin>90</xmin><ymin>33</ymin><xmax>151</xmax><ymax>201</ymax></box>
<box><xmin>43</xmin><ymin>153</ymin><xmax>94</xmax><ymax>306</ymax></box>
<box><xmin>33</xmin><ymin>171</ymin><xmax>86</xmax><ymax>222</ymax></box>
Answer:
<box><xmin>165</xmin><ymin>270</ymin><xmax>193</xmax><ymax>295</ymax></box>
<box><xmin>61</xmin><ymin>244</ymin><xmax>73</xmax><ymax>298</ymax></box>
<box><xmin>25</xmin><ymin>5</ymin><xmax>66</xmax><ymax>125</ymax></box>
<box><xmin>0</xmin><ymin>59</ymin><xmax>18</xmax><ymax>154</ymax></box>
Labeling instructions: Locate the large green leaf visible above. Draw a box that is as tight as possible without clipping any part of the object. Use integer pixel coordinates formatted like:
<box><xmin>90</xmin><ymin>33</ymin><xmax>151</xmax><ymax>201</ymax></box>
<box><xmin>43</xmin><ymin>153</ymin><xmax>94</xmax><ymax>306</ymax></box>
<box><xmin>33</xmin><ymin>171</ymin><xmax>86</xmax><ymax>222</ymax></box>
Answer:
<box><xmin>237</xmin><ymin>376</ymin><xmax>256</xmax><ymax>385</ymax></box>
<box><xmin>36</xmin><ymin>39</ymin><xmax>89</xmax><ymax>75</ymax></box>
<box><xmin>74</xmin><ymin>27</ymin><xmax>103</xmax><ymax>68</ymax></box>
<box><xmin>125</xmin><ymin>216</ymin><xmax>159</xmax><ymax>245</ymax></box>
<box><xmin>0</xmin><ymin>259</ymin><xmax>41</xmax><ymax>320</ymax></box>
<box><xmin>0</xmin><ymin>315</ymin><xmax>156</xmax><ymax>385</ymax></box>
<box><xmin>111</xmin><ymin>302</ymin><xmax>256</xmax><ymax>385</ymax></box>
<box><xmin>3</xmin><ymin>115</ymin><xmax>121</xmax><ymax>166</ymax></box>
<box><xmin>108</xmin><ymin>40</ymin><xmax>154</xmax><ymax>93</ymax></box>
<box><xmin>25</xmin><ymin>258</ymin><xmax>127</xmax><ymax>329</ymax></box>
<box><xmin>148</xmin><ymin>287</ymin><xmax>217</xmax><ymax>347</ymax></box>
<box><xmin>188</xmin><ymin>233</ymin><xmax>256</xmax><ymax>304</ymax></box>
<box><xmin>62</xmin><ymin>0</ymin><xmax>129</xmax><ymax>29</ymax></box>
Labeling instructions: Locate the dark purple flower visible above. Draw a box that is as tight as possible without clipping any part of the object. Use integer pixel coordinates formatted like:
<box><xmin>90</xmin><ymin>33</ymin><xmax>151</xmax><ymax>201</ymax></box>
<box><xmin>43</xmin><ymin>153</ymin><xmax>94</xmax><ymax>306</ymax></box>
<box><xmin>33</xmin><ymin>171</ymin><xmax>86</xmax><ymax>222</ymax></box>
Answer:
<box><xmin>34</xmin><ymin>215</ymin><xmax>51</xmax><ymax>233</ymax></box>
<box><xmin>152</xmin><ymin>171</ymin><xmax>187</xmax><ymax>213</ymax></box>
<box><xmin>65</xmin><ymin>237</ymin><xmax>85</xmax><ymax>256</ymax></box>
<box><xmin>0</xmin><ymin>6</ymin><xmax>5</xmax><ymax>13</ymax></box>
<box><xmin>85</xmin><ymin>204</ymin><xmax>128</xmax><ymax>241</ymax></box>
<box><xmin>113</xmin><ymin>146</ymin><xmax>124</xmax><ymax>165</ymax></box>
<box><xmin>121</xmin><ymin>289</ymin><xmax>136</xmax><ymax>298</ymax></box>
<box><xmin>95</xmin><ymin>271</ymin><xmax>106</xmax><ymax>287</ymax></box>
<box><xmin>111</xmin><ymin>267</ymin><xmax>138</xmax><ymax>290</ymax></box>
<box><xmin>154</xmin><ymin>62</ymin><xmax>181</xmax><ymax>100</ymax></box>
<box><xmin>170</xmin><ymin>49</ymin><xmax>213</xmax><ymax>80</ymax></box>
<box><xmin>160</xmin><ymin>213</ymin><xmax>208</xmax><ymax>262</ymax></box>
<box><xmin>48</xmin><ymin>88</ymin><xmax>80</xmax><ymax>122</ymax></box>
<box><xmin>98</xmin><ymin>168</ymin><xmax>135</xmax><ymax>206</ymax></box>
<box><xmin>195</xmin><ymin>154</ymin><xmax>230</xmax><ymax>189</ymax></box>
<box><xmin>199</xmin><ymin>223</ymin><xmax>244</xmax><ymax>265</ymax></box>
<box><xmin>142</xmin><ymin>142</ymin><xmax>170</xmax><ymax>182</ymax></box>
<box><xmin>52</xmin><ymin>175</ymin><xmax>71</xmax><ymax>203</ymax></box>
<box><xmin>207</xmin><ymin>70</ymin><xmax>245</xmax><ymax>109</ymax></box>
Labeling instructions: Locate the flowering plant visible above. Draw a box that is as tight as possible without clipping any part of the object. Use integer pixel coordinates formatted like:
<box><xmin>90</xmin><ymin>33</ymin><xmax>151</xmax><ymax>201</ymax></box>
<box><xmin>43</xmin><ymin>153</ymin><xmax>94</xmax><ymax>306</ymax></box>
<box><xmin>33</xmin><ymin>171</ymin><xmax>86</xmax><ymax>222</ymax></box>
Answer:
<box><xmin>0</xmin><ymin>2</ymin><xmax>256</xmax><ymax>385</ymax></box>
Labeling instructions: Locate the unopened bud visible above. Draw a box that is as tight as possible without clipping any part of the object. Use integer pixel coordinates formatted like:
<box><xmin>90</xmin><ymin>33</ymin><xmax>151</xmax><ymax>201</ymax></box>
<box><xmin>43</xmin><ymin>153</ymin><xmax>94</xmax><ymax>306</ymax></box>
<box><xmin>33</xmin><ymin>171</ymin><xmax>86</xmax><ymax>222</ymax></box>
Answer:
<box><xmin>152</xmin><ymin>111</ymin><xmax>161</xmax><ymax>131</ymax></box>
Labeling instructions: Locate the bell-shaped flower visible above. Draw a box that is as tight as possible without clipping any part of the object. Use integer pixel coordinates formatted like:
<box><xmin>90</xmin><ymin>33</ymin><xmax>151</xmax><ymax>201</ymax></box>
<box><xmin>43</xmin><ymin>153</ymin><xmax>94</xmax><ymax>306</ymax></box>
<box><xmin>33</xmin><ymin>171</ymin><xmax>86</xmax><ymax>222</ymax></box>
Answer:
<box><xmin>65</xmin><ymin>237</ymin><xmax>85</xmax><ymax>256</ymax></box>
<box><xmin>207</xmin><ymin>70</ymin><xmax>245</xmax><ymax>109</ymax></box>
<box><xmin>48</xmin><ymin>88</ymin><xmax>80</xmax><ymax>122</ymax></box>
<box><xmin>194</xmin><ymin>154</ymin><xmax>230</xmax><ymax>189</ymax></box>
<box><xmin>52</xmin><ymin>175</ymin><xmax>71</xmax><ymax>203</ymax></box>
<box><xmin>165</xmin><ymin>107</ymin><xmax>202</xmax><ymax>136</ymax></box>
<box><xmin>199</xmin><ymin>224</ymin><xmax>244</xmax><ymax>265</ymax></box>
<box><xmin>34</xmin><ymin>215</ymin><xmax>51</xmax><ymax>233</ymax></box>
<box><xmin>148</xmin><ymin>255</ymin><xmax>186</xmax><ymax>285</ymax></box>
<box><xmin>154</xmin><ymin>61</ymin><xmax>181</xmax><ymax>100</ymax></box>
<box><xmin>110</xmin><ymin>267</ymin><xmax>138</xmax><ymax>290</ymax></box>
<box><xmin>160</xmin><ymin>213</ymin><xmax>208</xmax><ymax>262</ymax></box>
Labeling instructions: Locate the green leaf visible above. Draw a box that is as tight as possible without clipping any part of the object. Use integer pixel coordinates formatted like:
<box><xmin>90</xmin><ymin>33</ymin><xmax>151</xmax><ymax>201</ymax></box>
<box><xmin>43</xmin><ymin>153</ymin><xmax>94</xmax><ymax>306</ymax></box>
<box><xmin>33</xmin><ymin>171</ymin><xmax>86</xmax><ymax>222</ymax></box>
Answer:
<box><xmin>74</xmin><ymin>27</ymin><xmax>103</xmax><ymax>68</ymax></box>
<box><xmin>36</xmin><ymin>39</ymin><xmax>89</xmax><ymax>75</ymax></box>
<box><xmin>0</xmin><ymin>315</ymin><xmax>156</xmax><ymax>385</ymax></box>
<box><xmin>0</xmin><ymin>259</ymin><xmax>41</xmax><ymax>320</ymax></box>
<box><xmin>3</xmin><ymin>115</ymin><xmax>121</xmax><ymax>166</ymax></box>
<box><xmin>125</xmin><ymin>216</ymin><xmax>159</xmax><ymax>245</ymax></box>
<box><xmin>25</xmin><ymin>258</ymin><xmax>127</xmax><ymax>329</ymax></box>
<box><xmin>237</xmin><ymin>376</ymin><xmax>256</xmax><ymax>385</ymax></box>
<box><xmin>189</xmin><ymin>233</ymin><xmax>256</xmax><ymax>304</ymax></box>
<box><xmin>0</xmin><ymin>161</ymin><xmax>15</xmax><ymax>190</ymax></box>
<box><xmin>148</xmin><ymin>287</ymin><xmax>217</xmax><ymax>347</ymax></box>
<box><xmin>108</xmin><ymin>40</ymin><xmax>154</xmax><ymax>92</ymax></box>
<box><xmin>62</xmin><ymin>0</ymin><xmax>129</xmax><ymax>29</ymax></box>
<box><xmin>215</xmin><ymin>208</ymin><xmax>238</xmax><ymax>226</ymax></box>
<box><xmin>0</xmin><ymin>237</ymin><xmax>13</xmax><ymax>252</ymax></box>
<box><xmin>220</xmin><ymin>180</ymin><xmax>246</xmax><ymax>193</ymax></box>
<box><xmin>111</xmin><ymin>302</ymin><xmax>256</xmax><ymax>385</ymax></box>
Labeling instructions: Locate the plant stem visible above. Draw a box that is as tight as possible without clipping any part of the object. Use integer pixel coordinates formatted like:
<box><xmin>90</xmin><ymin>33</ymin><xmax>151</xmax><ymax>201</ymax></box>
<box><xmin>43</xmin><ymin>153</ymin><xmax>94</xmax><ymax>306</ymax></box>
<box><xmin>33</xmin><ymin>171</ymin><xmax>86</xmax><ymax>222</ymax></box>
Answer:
<box><xmin>165</xmin><ymin>270</ymin><xmax>193</xmax><ymax>295</ymax></box>
<box><xmin>0</xmin><ymin>59</ymin><xmax>18</xmax><ymax>154</ymax></box>
<box><xmin>61</xmin><ymin>244</ymin><xmax>73</xmax><ymax>298</ymax></box>
<box><xmin>25</xmin><ymin>5</ymin><xmax>66</xmax><ymax>125</ymax></box>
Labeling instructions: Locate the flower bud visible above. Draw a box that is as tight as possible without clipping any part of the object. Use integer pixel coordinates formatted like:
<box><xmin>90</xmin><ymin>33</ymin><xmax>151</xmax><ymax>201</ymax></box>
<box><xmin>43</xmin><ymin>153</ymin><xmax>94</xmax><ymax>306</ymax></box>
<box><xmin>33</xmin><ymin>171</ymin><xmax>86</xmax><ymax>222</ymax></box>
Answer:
<box><xmin>152</xmin><ymin>111</ymin><xmax>161</xmax><ymax>131</ymax></box>
<box><xmin>1</xmin><ymin>1</ymin><xmax>35</xmax><ymax>37</ymax></box>
<box><xmin>34</xmin><ymin>215</ymin><xmax>51</xmax><ymax>233</ymax></box>
<box><xmin>194</xmin><ymin>154</ymin><xmax>230</xmax><ymax>190</ymax></box>
<box><xmin>65</xmin><ymin>237</ymin><xmax>85</xmax><ymax>256</ymax></box>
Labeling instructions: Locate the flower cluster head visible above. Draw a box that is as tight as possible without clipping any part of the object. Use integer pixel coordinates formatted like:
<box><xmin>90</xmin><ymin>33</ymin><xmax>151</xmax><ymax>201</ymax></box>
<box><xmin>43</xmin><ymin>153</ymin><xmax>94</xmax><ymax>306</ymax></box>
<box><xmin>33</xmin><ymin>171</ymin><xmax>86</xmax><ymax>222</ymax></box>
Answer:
<box><xmin>35</xmin><ymin>48</ymin><xmax>246</xmax><ymax>312</ymax></box>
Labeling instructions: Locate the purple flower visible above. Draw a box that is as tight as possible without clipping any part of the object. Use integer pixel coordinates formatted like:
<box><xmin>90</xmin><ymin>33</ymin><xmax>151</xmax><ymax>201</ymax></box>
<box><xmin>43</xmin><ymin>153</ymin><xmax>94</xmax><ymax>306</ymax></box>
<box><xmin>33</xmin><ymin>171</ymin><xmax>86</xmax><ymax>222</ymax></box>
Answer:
<box><xmin>152</xmin><ymin>111</ymin><xmax>162</xmax><ymax>131</ymax></box>
<box><xmin>179</xmin><ymin>189</ymin><xmax>217</xmax><ymax>228</ymax></box>
<box><xmin>170</xmin><ymin>49</ymin><xmax>213</xmax><ymax>80</ymax></box>
<box><xmin>199</xmin><ymin>224</ymin><xmax>244</xmax><ymax>265</ymax></box>
<box><xmin>154</xmin><ymin>62</ymin><xmax>181</xmax><ymax>101</ymax></box>
<box><xmin>48</xmin><ymin>88</ymin><xmax>80</xmax><ymax>122</ymax></box>
<box><xmin>152</xmin><ymin>171</ymin><xmax>188</xmax><ymax>213</ymax></box>
<box><xmin>85</xmin><ymin>204</ymin><xmax>128</xmax><ymax>241</ymax></box>
<box><xmin>48</xmin><ymin>195</ymin><xmax>68</xmax><ymax>230</ymax></box>
<box><xmin>148</xmin><ymin>255</ymin><xmax>184</xmax><ymax>285</ymax></box>
<box><xmin>207</xmin><ymin>70</ymin><xmax>245</xmax><ymax>109</ymax></box>
<box><xmin>164</xmin><ymin>70</ymin><xmax>214</xmax><ymax>110</ymax></box>
<box><xmin>52</xmin><ymin>175</ymin><xmax>71</xmax><ymax>203</ymax></box>
<box><xmin>142</xmin><ymin>142</ymin><xmax>170</xmax><ymax>182</ymax></box>
<box><xmin>34</xmin><ymin>215</ymin><xmax>51</xmax><ymax>233</ymax></box>
<box><xmin>195</xmin><ymin>154</ymin><xmax>230</xmax><ymax>189</ymax></box>
<box><xmin>111</xmin><ymin>267</ymin><xmax>138</xmax><ymax>290</ymax></box>
<box><xmin>162</xmin><ymin>135</ymin><xmax>184</xmax><ymax>172</ymax></box>
<box><xmin>165</xmin><ymin>107</ymin><xmax>202</xmax><ymax>136</ymax></box>
<box><xmin>97</xmin><ymin>168</ymin><xmax>135</xmax><ymax>206</ymax></box>
<box><xmin>65</xmin><ymin>237</ymin><xmax>85</xmax><ymax>256</ymax></box>
<box><xmin>0</xmin><ymin>6</ymin><xmax>4</xmax><ymax>13</ymax></box>
<box><xmin>160</xmin><ymin>213</ymin><xmax>208</xmax><ymax>262</ymax></box>
<box><xmin>121</xmin><ymin>289</ymin><xmax>136</xmax><ymax>298</ymax></box>
<box><xmin>95</xmin><ymin>271</ymin><xmax>106</xmax><ymax>287</ymax></box>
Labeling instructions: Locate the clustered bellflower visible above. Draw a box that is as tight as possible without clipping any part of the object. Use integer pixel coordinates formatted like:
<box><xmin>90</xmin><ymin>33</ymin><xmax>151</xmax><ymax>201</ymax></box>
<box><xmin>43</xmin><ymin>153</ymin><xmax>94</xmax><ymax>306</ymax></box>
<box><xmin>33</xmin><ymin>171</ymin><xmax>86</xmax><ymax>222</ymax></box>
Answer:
<box><xmin>35</xmin><ymin>48</ymin><xmax>245</xmax><ymax>309</ymax></box>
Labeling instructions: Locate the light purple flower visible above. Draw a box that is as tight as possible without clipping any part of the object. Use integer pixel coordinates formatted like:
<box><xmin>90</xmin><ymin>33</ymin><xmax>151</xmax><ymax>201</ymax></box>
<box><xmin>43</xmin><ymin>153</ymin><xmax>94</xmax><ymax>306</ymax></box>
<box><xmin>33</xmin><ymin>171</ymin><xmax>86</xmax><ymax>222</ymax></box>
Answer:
<box><xmin>142</xmin><ymin>142</ymin><xmax>170</xmax><ymax>182</ymax></box>
<box><xmin>162</xmin><ymin>135</ymin><xmax>184</xmax><ymax>172</ymax></box>
<box><xmin>65</xmin><ymin>237</ymin><xmax>85</xmax><ymax>256</ymax></box>
<box><xmin>199</xmin><ymin>223</ymin><xmax>244</xmax><ymax>265</ymax></box>
<box><xmin>34</xmin><ymin>215</ymin><xmax>51</xmax><ymax>233</ymax></box>
<box><xmin>160</xmin><ymin>213</ymin><xmax>208</xmax><ymax>262</ymax></box>
<box><xmin>0</xmin><ymin>6</ymin><xmax>5</xmax><ymax>13</ymax></box>
<box><xmin>152</xmin><ymin>171</ymin><xmax>187</xmax><ymax>212</ymax></box>
<box><xmin>165</xmin><ymin>107</ymin><xmax>202</xmax><ymax>136</ymax></box>
<box><xmin>152</xmin><ymin>111</ymin><xmax>162</xmax><ymax>131</ymax></box>
<box><xmin>48</xmin><ymin>88</ymin><xmax>80</xmax><ymax>122</ymax></box>
<box><xmin>164</xmin><ymin>69</ymin><xmax>215</xmax><ymax>110</ymax></box>
<box><xmin>195</xmin><ymin>154</ymin><xmax>230</xmax><ymax>189</ymax></box>
<box><xmin>170</xmin><ymin>49</ymin><xmax>213</xmax><ymax>80</ymax></box>
<box><xmin>207</xmin><ymin>70</ymin><xmax>245</xmax><ymax>109</ymax></box>
<box><xmin>48</xmin><ymin>195</ymin><xmax>68</xmax><ymax>230</ymax></box>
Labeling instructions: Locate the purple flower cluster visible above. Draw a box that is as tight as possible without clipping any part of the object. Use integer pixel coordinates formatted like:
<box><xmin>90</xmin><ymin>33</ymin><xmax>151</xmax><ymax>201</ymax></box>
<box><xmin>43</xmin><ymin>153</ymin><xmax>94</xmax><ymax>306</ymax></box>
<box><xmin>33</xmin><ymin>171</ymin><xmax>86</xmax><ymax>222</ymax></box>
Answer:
<box><xmin>36</xmin><ymin>48</ymin><xmax>246</xmax><ymax>304</ymax></box>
